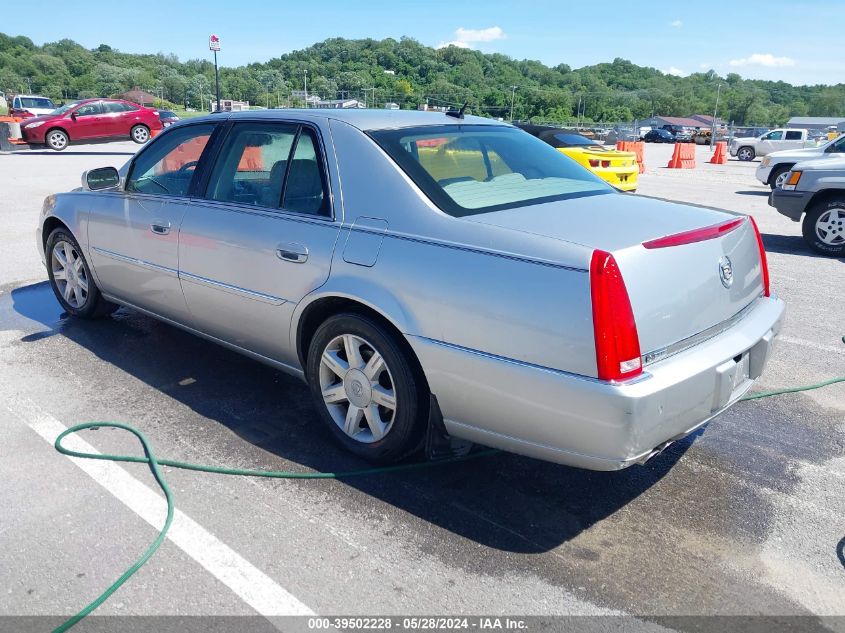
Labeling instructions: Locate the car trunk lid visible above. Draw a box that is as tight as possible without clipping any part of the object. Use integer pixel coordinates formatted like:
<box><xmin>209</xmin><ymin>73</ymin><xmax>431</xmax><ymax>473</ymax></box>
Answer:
<box><xmin>464</xmin><ymin>193</ymin><xmax>767</xmax><ymax>363</ymax></box>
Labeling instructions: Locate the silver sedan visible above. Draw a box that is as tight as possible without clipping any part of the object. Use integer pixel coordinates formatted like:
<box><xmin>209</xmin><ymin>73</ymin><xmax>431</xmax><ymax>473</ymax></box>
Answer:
<box><xmin>36</xmin><ymin>110</ymin><xmax>784</xmax><ymax>470</ymax></box>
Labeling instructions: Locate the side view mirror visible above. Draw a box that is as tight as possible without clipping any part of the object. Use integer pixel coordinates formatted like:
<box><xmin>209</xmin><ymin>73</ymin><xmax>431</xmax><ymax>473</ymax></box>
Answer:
<box><xmin>82</xmin><ymin>167</ymin><xmax>120</xmax><ymax>191</ymax></box>
<box><xmin>70</xmin><ymin>112</ymin><xmax>78</xmax><ymax>120</ymax></box>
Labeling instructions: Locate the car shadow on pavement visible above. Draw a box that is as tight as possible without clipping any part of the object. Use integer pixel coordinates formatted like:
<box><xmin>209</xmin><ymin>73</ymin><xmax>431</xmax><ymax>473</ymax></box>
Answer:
<box><xmin>761</xmin><ymin>232</ymin><xmax>845</xmax><ymax>262</ymax></box>
<box><xmin>9</xmin><ymin>281</ymin><xmax>693</xmax><ymax>554</ymax></box>
<box><xmin>734</xmin><ymin>190</ymin><xmax>770</xmax><ymax>196</ymax></box>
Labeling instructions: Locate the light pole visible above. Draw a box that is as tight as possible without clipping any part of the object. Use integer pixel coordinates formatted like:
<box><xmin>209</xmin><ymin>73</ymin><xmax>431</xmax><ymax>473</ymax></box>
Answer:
<box><xmin>208</xmin><ymin>35</ymin><xmax>221</xmax><ymax>112</ymax></box>
<box><xmin>303</xmin><ymin>70</ymin><xmax>308</xmax><ymax>107</ymax></box>
<box><xmin>710</xmin><ymin>83</ymin><xmax>722</xmax><ymax>150</ymax></box>
<box><xmin>510</xmin><ymin>85</ymin><xmax>518</xmax><ymax>122</ymax></box>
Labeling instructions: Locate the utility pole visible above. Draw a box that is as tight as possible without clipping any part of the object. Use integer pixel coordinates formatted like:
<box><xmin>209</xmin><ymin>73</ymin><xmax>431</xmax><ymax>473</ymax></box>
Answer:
<box><xmin>303</xmin><ymin>69</ymin><xmax>308</xmax><ymax>107</ymax></box>
<box><xmin>510</xmin><ymin>85</ymin><xmax>518</xmax><ymax>122</ymax></box>
<box><xmin>710</xmin><ymin>83</ymin><xmax>723</xmax><ymax>150</ymax></box>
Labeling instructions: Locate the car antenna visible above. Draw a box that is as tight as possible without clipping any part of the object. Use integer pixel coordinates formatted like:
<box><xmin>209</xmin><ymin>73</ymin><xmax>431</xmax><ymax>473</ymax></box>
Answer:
<box><xmin>446</xmin><ymin>102</ymin><xmax>468</xmax><ymax>119</ymax></box>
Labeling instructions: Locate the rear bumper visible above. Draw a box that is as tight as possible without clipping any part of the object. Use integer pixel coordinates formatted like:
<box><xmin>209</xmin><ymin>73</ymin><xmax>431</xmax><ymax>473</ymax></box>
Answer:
<box><xmin>410</xmin><ymin>296</ymin><xmax>785</xmax><ymax>471</ymax></box>
<box><xmin>769</xmin><ymin>189</ymin><xmax>809</xmax><ymax>221</ymax></box>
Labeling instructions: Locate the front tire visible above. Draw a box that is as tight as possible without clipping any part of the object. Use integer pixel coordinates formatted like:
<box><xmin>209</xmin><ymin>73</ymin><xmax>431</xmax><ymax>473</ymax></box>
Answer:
<box><xmin>45</xmin><ymin>128</ymin><xmax>69</xmax><ymax>151</ymax></box>
<box><xmin>802</xmin><ymin>200</ymin><xmax>845</xmax><ymax>257</ymax></box>
<box><xmin>45</xmin><ymin>228</ymin><xmax>117</xmax><ymax>318</ymax></box>
<box><xmin>769</xmin><ymin>165</ymin><xmax>793</xmax><ymax>190</ymax></box>
<box><xmin>130</xmin><ymin>124</ymin><xmax>150</xmax><ymax>144</ymax></box>
<box><xmin>306</xmin><ymin>313</ymin><xmax>427</xmax><ymax>463</ymax></box>
<box><xmin>737</xmin><ymin>146</ymin><xmax>755</xmax><ymax>161</ymax></box>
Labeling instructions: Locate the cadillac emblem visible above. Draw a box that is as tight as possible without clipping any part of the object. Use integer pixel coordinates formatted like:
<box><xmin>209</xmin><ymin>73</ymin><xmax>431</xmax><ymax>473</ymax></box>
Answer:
<box><xmin>718</xmin><ymin>256</ymin><xmax>733</xmax><ymax>288</ymax></box>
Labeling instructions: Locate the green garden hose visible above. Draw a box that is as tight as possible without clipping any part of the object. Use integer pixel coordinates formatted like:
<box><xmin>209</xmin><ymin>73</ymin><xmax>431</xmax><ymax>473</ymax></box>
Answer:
<box><xmin>50</xmin><ymin>339</ymin><xmax>845</xmax><ymax>632</ymax></box>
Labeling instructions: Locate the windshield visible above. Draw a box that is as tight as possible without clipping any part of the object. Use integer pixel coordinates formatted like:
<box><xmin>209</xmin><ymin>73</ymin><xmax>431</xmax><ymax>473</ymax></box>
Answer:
<box><xmin>50</xmin><ymin>101</ymin><xmax>81</xmax><ymax>115</ymax></box>
<box><xmin>369</xmin><ymin>125</ymin><xmax>612</xmax><ymax>217</ymax></box>
<box><xmin>19</xmin><ymin>97</ymin><xmax>55</xmax><ymax>109</ymax></box>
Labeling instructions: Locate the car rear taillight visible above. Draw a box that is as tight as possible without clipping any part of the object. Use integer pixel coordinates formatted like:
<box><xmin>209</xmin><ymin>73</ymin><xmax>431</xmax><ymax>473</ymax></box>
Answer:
<box><xmin>601</xmin><ymin>160</ymin><xmax>610</xmax><ymax>168</ymax></box>
<box><xmin>590</xmin><ymin>250</ymin><xmax>642</xmax><ymax>382</ymax></box>
<box><xmin>748</xmin><ymin>216</ymin><xmax>770</xmax><ymax>297</ymax></box>
<box><xmin>589</xmin><ymin>159</ymin><xmax>599</xmax><ymax>167</ymax></box>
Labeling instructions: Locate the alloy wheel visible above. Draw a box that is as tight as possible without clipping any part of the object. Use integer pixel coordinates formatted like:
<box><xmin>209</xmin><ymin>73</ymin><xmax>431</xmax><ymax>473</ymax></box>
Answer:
<box><xmin>132</xmin><ymin>126</ymin><xmax>149</xmax><ymax>143</ymax></box>
<box><xmin>774</xmin><ymin>171</ymin><xmax>790</xmax><ymax>188</ymax></box>
<box><xmin>738</xmin><ymin>148</ymin><xmax>753</xmax><ymax>161</ymax></box>
<box><xmin>51</xmin><ymin>240</ymin><xmax>89</xmax><ymax>309</ymax></box>
<box><xmin>319</xmin><ymin>333</ymin><xmax>397</xmax><ymax>443</ymax></box>
<box><xmin>47</xmin><ymin>131</ymin><xmax>67</xmax><ymax>150</ymax></box>
<box><xmin>815</xmin><ymin>208</ymin><xmax>845</xmax><ymax>246</ymax></box>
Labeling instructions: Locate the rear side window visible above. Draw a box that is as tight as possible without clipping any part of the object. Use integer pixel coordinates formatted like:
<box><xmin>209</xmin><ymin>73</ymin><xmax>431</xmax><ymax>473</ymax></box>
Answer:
<box><xmin>784</xmin><ymin>131</ymin><xmax>802</xmax><ymax>140</ymax></box>
<box><xmin>370</xmin><ymin>125</ymin><xmax>611</xmax><ymax>217</ymax></box>
<box><xmin>204</xmin><ymin>122</ymin><xmax>330</xmax><ymax>216</ymax></box>
<box><xmin>126</xmin><ymin>123</ymin><xmax>215</xmax><ymax>197</ymax></box>
<box><xmin>103</xmin><ymin>101</ymin><xmax>133</xmax><ymax>113</ymax></box>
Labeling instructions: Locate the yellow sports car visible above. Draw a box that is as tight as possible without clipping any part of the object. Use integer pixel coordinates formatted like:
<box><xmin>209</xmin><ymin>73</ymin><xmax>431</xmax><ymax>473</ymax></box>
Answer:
<box><xmin>517</xmin><ymin>124</ymin><xmax>639</xmax><ymax>192</ymax></box>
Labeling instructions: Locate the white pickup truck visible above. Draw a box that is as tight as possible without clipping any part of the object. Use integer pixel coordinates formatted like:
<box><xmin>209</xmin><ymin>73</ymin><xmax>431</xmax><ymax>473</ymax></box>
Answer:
<box><xmin>756</xmin><ymin>134</ymin><xmax>845</xmax><ymax>188</ymax></box>
<box><xmin>730</xmin><ymin>128</ymin><xmax>819</xmax><ymax>161</ymax></box>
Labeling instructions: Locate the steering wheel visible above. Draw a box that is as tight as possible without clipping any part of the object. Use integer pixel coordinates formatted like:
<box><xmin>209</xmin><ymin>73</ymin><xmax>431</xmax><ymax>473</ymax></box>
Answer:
<box><xmin>178</xmin><ymin>161</ymin><xmax>199</xmax><ymax>173</ymax></box>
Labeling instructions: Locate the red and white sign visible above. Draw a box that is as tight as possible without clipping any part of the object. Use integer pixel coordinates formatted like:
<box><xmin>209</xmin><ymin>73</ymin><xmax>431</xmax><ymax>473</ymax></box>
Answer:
<box><xmin>209</xmin><ymin>34</ymin><xmax>221</xmax><ymax>52</ymax></box>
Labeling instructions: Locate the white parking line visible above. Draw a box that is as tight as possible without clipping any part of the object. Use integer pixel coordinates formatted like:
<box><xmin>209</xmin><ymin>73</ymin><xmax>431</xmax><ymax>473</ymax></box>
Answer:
<box><xmin>3</xmin><ymin>394</ymin><xmax>314</xmax><ymax>618</ymax></box>
<box><xmin>778</xmin><ymin>335</ymin><xmax>845</xmax><ymax>355</ymax></box>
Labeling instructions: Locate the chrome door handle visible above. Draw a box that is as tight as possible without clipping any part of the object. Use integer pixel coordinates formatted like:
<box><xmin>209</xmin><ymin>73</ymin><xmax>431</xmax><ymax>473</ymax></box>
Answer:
<box><xmin>276</xmin><ymin>243</ymin><xmax>308</xmax><ymax>264</ymax></box>
<box><xmin>150</xmin><ymin>221</ymin><xmax>171</xmax><ymax>235</ymax></box>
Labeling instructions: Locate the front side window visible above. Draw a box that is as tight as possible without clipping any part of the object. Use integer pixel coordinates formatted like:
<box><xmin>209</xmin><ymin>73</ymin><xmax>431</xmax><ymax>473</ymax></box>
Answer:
<box><xmin>370</xmin><ymin>125</ymin><xmax>612</xmax><ymax>217</ymax></box>
<box><xmin>205</xmin><ymin>122</ymin><xmax>330</xmax><ymax>216</ymax></box>
<box><xmin>75</xmin><ymin>102</ymin><xmax>103</xmax><ymax>117</ymax></box>
<box><xmin>126</xmin><ymin>123</ymin><xmax>215</xmax><ymax>197</ymax></box>
<box><xmin>764</xmin><ymin>131</ymin><xmax>783</xmax><ymax>141</ymax></box>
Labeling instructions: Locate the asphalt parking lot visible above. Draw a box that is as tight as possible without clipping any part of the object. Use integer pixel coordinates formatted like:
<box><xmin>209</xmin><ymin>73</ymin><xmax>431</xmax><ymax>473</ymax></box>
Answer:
<box><xmin>1</xmin><ymin>140</ymin><xmax>843</xmax><ymax>632</ymax></box>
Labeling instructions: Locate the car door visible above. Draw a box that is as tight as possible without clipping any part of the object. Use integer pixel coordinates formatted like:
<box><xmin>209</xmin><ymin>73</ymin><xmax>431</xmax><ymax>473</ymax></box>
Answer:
<box><xmin>87</xmin><ymin>122</ymin><xmax>219</xmax><ymax>322</ymax></box>
<box><xmin>70</xmin><ymin>101</ymin><xmax>106</xmax><ymax>140</ymax></box>
<box><xmin>783</xmin><ymin>130</ymin><xmax>801</xmax><ymax>149</ymax></box>
<box><xmin>178</xmin><ymin>120</ymin><xmax>341</xmax><ymax>367</ymax></box>
<box><xmin>100</xmin><ymin>101</ymin><xmax>129</xmax><ymax>137</ymax></box>
<box><xmin>757</xmin><ymin>130</ymin><xmax>783</xmax><ymax>155</ymax></box>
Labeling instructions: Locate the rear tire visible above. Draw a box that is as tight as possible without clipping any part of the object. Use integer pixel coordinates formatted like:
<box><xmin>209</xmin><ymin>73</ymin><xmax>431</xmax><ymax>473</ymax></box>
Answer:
<box><xmin>130</xmin><ymin>124</ymin><xmax>150</xmax><ymax>144</ymax></box>
<box><xmin>737</xmin><ymin>146</ymin><xmax>755</xmax><ymax>161</ymax></box>
<box><xmin>768</xmin><ymin>164</ymin><xmax>793</xmax><ymax>190</ymax></box>
<box><xmin>801</xmin><ymin>199</ymin><xmax>845</xmax><ymax>257</ymax></box>
<box><xmin>306</xmin><ymin>313</ymin><xmax>428</xmax><ymax>463</ymax></box>
<box><xmin>45</xmin><ymin>128</ymin><xmax>69</xmax><ymax>151</ymax></box>
<box><xmin>45</xmin><ymin>228</ymin><xmax>117</xmax><ymax>318</ymax></box>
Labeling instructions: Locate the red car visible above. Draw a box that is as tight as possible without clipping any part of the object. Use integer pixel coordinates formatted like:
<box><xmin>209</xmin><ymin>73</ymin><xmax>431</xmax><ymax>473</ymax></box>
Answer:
<box><xmin>20</xmin><ymin>98</ymin><xmax>163</xmax><ymax>151</ymax></box>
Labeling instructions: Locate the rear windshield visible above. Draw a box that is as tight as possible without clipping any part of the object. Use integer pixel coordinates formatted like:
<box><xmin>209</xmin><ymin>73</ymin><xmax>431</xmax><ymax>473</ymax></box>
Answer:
<box><xmin>19</xmin><ymin>97</ymin><xmax>55</xmax><ymax>109</ymax></box>
<box><xmin>369</xmin><ymin>125</ymin><xmax>612</xmax><ymax>217</ymax></box>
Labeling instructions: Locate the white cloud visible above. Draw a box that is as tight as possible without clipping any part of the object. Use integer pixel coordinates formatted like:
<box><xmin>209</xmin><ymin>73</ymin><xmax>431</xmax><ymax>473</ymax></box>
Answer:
<box><xmin>663</xmin><ymin>66</ymin><xmax>686</xmax><ymax>77</ymax></box>
<box><xmin>728</xmin><ymin>53</ymin><xmax>796</xmax><ymax>68</ymax></box>
<box><xmin>670</xmin><ymin>19</ymin><xmax>683</xmax><ymax>27</ymax></box>
<box><xmin>437</xmin><ymin>26</ymin><xmax>506</xmax><ymax>49</ymax></box>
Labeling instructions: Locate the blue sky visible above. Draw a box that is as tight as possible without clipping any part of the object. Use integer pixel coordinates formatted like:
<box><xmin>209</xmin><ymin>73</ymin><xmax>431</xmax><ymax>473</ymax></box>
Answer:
<box><xmin>4</xmin><ymin>0</ymin><xmax>841</xmax><ymax>86</ymax></box>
